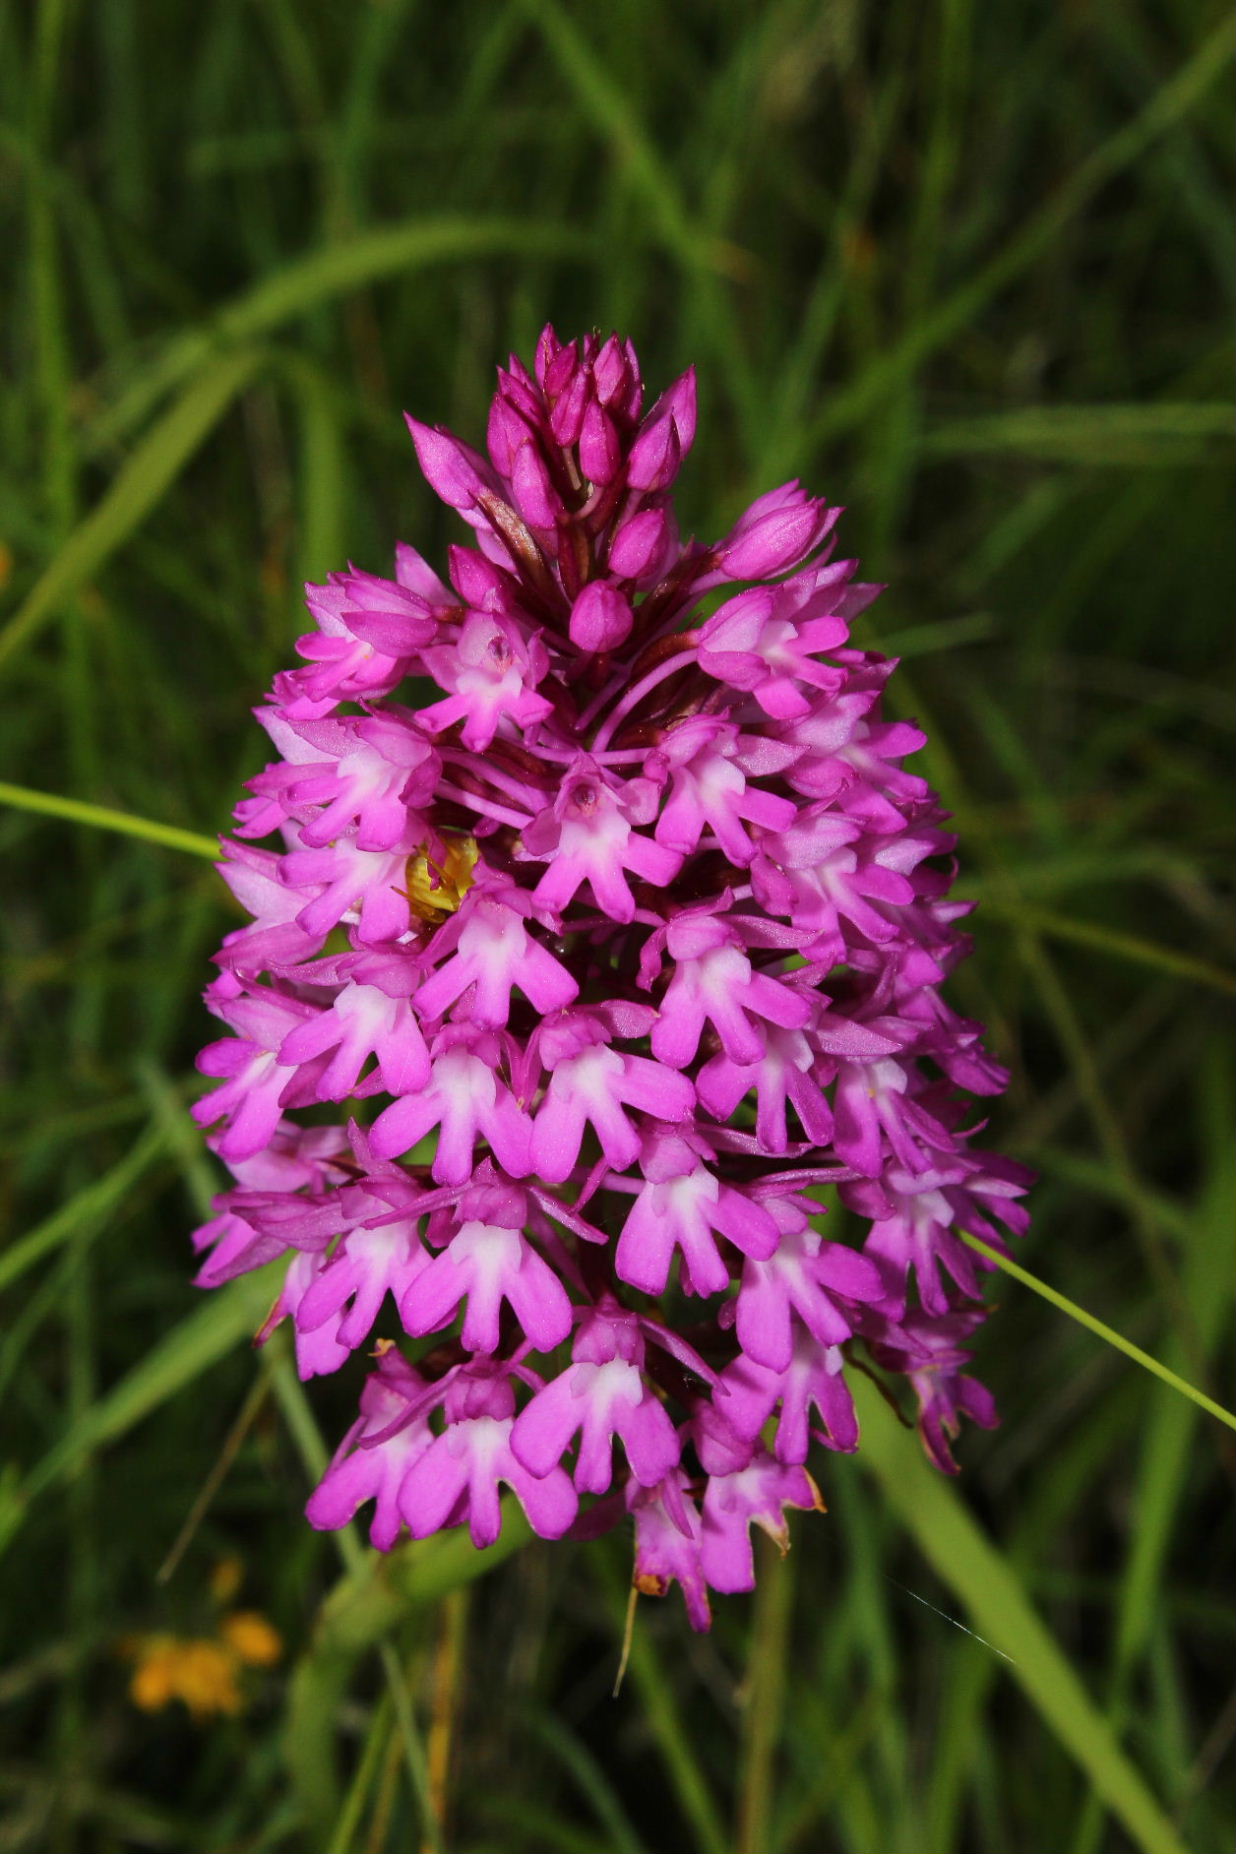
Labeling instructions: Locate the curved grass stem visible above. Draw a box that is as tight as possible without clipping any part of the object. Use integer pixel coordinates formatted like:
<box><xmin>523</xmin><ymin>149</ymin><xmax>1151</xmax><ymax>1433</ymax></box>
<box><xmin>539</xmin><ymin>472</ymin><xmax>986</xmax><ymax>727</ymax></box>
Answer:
<box><xmin>0</xmin><ymin>781</ymin><xmax>218</xmax><ymax>859</ymax></box>
<box><xmin>961</xmin><ymin>1232</ymin><xmax>1236</xmax><ymax>1432</ymax></box>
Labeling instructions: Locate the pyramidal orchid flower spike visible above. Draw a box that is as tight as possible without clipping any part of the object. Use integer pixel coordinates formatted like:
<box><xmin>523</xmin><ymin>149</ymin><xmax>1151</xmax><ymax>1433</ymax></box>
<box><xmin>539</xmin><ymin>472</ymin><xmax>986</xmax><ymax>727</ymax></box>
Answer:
<box><xmin>192</xmin><ymin>328</ymin><xmax>1032</xmax><ymax>1628</ymax></box>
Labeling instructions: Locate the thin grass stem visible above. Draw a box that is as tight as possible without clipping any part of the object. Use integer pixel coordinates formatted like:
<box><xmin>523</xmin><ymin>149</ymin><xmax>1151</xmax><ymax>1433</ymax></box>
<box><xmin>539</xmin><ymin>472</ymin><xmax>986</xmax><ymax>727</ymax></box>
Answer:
<box><xmin>961</xmin><ymin>1233</ymin><xmax>1236</xmax><ymax>1431</ymax></box>
<box><xmin>0</xmin><ymin>781</ymin><xmax>219</xmax><ymax>859</ymax></box>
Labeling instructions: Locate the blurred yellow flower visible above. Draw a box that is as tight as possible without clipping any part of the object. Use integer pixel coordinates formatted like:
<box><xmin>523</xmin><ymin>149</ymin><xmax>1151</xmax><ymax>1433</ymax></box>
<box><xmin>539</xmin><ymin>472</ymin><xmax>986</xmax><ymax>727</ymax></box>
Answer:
<box><xmin>122</xmin><ymin>1573</ymin><xmax>282</xmax><ymax>1722</ymax></box>
<box><xmin>128</xmin><ymin>1635</ymin><xmax>243</xmax><ymax>1721</ymax></box>
<box><xmin>219</xmin><ymin>1609</ymin><xmax>283</xmax><ymax>1667</ymax></box>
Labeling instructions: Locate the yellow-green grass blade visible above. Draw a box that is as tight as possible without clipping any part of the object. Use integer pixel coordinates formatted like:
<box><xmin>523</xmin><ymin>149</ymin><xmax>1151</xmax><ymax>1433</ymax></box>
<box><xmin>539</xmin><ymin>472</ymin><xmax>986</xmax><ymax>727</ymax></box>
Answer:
<box><xmin>961</xmin><ymin>1233</ymin><xmax>1236</xmax><ymax>1432</ymax></box>
<box><xmin>0</xmin><ymin>781</ymin><xmax>219</xmax><ymax>859</ymax></box>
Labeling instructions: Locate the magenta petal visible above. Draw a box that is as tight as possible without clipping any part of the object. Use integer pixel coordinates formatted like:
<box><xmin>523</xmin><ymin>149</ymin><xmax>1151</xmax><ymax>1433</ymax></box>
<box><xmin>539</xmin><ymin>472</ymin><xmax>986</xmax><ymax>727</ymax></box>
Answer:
<box><xmin>398</xmin><ymin>1431</ymin><xmax>473</xmax><ymax>1538</ymax></box>
<box><xmin>630</xmin><ymin>1475</ymin><xmax>711</xmax><ymax>1631</ymax></box>
<box><xmin>509</xmin><ymin>1374</ymin><xmax>579</xmax><ymax>1479</ymax></box>
<box><xmin>700</xmin><ymin>1453</ymin><xmax>821</xmax><ymax>1592</ymax></box>
<box><xmin>508</xmin><ymin>1455</ymin><xmax>579</xmax><ymax>1539</ymax></box>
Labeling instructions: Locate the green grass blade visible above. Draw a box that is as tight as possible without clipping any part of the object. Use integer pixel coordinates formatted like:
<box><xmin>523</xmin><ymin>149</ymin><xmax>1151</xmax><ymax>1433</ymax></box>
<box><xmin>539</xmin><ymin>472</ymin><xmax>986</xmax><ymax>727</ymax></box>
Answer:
<box><xmin>924</xmin><ymin>401</ymin><xmax>1234</xmax><ymax>465</ymax></box>
<box><xmin>796</xmin><ymin>16</ymin><xmax>1235</xmax><ymax>458</ymax></box>
<box><xmin>0</xmin><ymin>347</ymin><xmax>263</xmax><ymax>673</ymax></box>
<box><xmin>1032</xmin><ymin>1148</ymin><xmax>1192</xmax><ymax>1244</ymax></box>
<box><xmin>0</xmin><ymin>1121</ymin><xmax>168</xmax><ymax>1294</ymax></box>
<box><xmin>134</xmin><ymin>1059</ymin><xmax>222</xmax><ymax>1217</ymax></box>
<box><xmin>285</xmin><ymin>355</ymin><xmax>348</xmax><ymax>588</ymax></box>
<box><xmin>974</xmin><ymin>899</ymin><xmax>1234</xmax><ymax>994</ymax></box>
<box><xmin>271</xmin><ymin>1341</ymin><xmax>528</xmax><ymax>1842</ymax></box>
<box><xmin>291</xmin><ymin>1508</ymin><xmax>536</xmax><ymax>1668</ymax></box>
<box><xmin>88</xmin><ymin>216</ymin><xmax>594</xmax><ymax>453</ymax></box>
<box><xmin>736</xmin><ymin>1537</ymin><xmax>794</xmax><ymax>1854</ymax></box>
<box><xmin>852</xmin><ymin>1374</ymin><xmax>1193</xmax><ymax>1854</ymax></box>
<box><xmin>1070</xmin><ymin>1050</ymin><xmax>1236</xmax><ymax>1854</ymax></box>
<box><xmin>326</xmin><ymin>1690</ymin><xmax>393</xmax><ymax>1854</ymax></box>
<box><xmin>527</xmin><ymin>1708</ymin><xmax>651</xmax><ymax>1854</ymax></box>
<box><xmin>960</xmin><ymin>1233</ymin><xmax>1236</xmax><ymax>1432</ymax></box>
<box><xmin>511</xmin><ymin>0</ymin><xmax>704</xmax><ymax>268</ymax></box>
<box><xmin>515</xmin><ymin>0</ymin><xmax>759</xmax><ymax>448</ymax></box>
<box><xmin>0</xmin><ymin>1267</ymin><xmax>278</xmax><ymax>1560</ymax></box>
<box><xmin>515</xmin><ymin>0</ymin><xmax>717</xmax><ymax>269</ymax></box>
<box><xmin>0</xmin><ymin>781</ymin><xmax>219</xmax><ymax>859</ymax></box>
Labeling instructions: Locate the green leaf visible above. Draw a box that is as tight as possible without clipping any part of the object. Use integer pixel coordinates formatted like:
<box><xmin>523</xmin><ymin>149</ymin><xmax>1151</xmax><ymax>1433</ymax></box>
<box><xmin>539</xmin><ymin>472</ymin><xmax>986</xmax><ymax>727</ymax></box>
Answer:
<box><xmin>0</xmin><ymin>1267</ymin><xmax>277</xmax><ymax>1559</ymax></box>
<box><xmin>0</xmin><ymin>347</ymin><xmax>263</xmax><ymax>673</ymax></box>
<box><xmin>852</xmin><ymin>1374</ymin><xmax>1193</xmax><ymax>1854</ymax></box>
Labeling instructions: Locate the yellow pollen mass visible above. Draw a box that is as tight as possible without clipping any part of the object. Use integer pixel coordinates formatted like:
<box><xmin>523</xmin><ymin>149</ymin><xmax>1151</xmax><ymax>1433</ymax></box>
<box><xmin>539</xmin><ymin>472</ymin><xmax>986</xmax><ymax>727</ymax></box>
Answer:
<box><xmin>405</xmin><ymin>836</ymin><xmax>479</xmax><ymax>922</ymax></box>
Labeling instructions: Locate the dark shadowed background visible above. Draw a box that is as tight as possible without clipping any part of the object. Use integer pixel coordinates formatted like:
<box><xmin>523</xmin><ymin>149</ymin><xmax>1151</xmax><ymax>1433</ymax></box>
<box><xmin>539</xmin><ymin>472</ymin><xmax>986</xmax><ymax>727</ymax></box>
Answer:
<box><xmin>1</xmin><ymin>3</ymin><xmax>1232</xmax><ymax>1851</ymax></box>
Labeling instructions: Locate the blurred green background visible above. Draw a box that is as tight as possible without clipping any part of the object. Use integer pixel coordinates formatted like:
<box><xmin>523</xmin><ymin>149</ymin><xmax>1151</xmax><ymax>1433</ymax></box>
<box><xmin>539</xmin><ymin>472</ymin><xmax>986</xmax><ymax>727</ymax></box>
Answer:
<box><xmin>1</xmin><ymin>2</ymin><xmax>1232</xmax><ymax>1850</ymax></box>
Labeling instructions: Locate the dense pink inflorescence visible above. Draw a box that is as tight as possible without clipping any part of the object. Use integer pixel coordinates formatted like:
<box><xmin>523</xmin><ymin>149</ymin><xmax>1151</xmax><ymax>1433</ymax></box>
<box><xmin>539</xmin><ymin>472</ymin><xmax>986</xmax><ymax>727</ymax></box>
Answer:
<box><xmin>192</xmin><ymin>328</ymin><xmax>1031</xmax><ymax>1627</ymax></box>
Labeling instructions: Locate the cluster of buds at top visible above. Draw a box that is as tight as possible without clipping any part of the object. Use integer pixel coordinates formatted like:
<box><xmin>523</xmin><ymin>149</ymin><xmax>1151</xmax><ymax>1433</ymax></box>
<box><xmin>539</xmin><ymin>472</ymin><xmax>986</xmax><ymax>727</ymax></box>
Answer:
<box><xmin>191</xmin><ymin>328</ymin><xmax>1030</xmax><ymax>1628</ymax></box>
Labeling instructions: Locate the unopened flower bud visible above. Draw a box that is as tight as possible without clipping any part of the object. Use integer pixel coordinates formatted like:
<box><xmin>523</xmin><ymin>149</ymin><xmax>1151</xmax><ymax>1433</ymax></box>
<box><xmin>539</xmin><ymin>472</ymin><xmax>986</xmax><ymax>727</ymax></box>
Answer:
<box><xmin>510</xmin><ymin>439</ymin><xmax>560</xmax><ymax>531</ymax></box>
<box><xmin>579</xmin><ymin>400</ymin><xmax>621</xmax><ymax>485</ymax></box>
<box><xmin>627</xmin><ymin>406</ymin><xmax>683</xmax><ymax>492</ymax></box>
<box><xmin>715</xmin><ymin>483</ymin><xmax>837</xmax><ymax>580</ymax></box>
<box><xmin>569</xmin><ymin>581</ymin><xmax>633</xmax><ymax>653</ymax></box>
<box><xmin>608</xmin><ymin>504</ymin><xmax>671</xmax><ymax>581</ymax></box>
<box><xmin>404</xmin><ymin>416</ymin><xmax>491</xmax><ymax>512</ymax></box>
